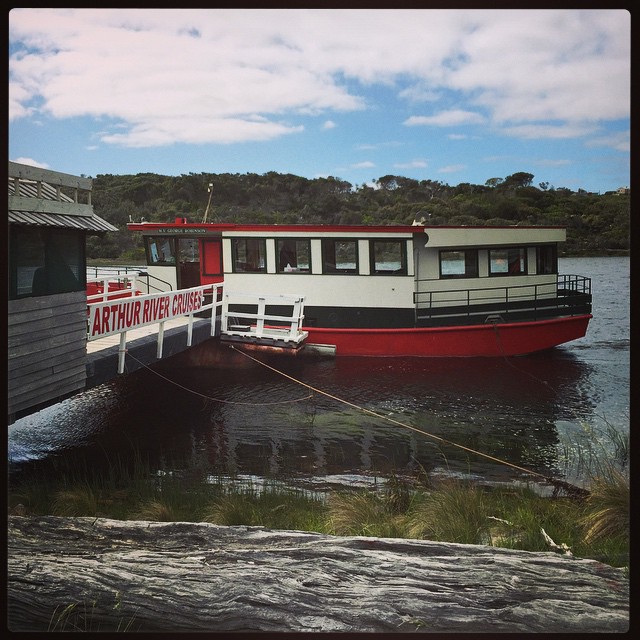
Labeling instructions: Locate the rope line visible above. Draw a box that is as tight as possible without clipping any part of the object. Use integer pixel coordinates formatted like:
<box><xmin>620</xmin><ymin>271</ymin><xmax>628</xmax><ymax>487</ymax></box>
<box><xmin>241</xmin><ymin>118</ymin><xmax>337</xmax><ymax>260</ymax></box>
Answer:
<box><xmin>124</xmin><ymin>352</ymin><xmax>314</xmax><ymax>406</ymax></box>
<box><xmin>120</xmin><ymin>341</ymin><xmax>588</xmax><ymax>496</ymax></box>
<box><xmin>229</xmin><ymin>345</ymin><xmax>559</xmax><ymax>485</ymax></box>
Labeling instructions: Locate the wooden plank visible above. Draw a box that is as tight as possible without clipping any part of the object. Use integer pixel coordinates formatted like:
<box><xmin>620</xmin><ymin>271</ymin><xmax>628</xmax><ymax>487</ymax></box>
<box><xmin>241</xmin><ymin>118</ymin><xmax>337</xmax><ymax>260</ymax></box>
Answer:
<box><xmin>8</xmin><ymin>293</ymin><xmax>89</xmax><ymax>418</ymax></box>
<box><xmin>8</xmin><ymin>195</ymin><xmax>93</xmax><ymax>217</ymax></box>
<box><xmin>9</xmin><ymin>291</ymin><xmax>86</xmax><ymax>312</ymax></box>
<box><xmin>8</xmin><ymin>306</ymin><xmax>87</xmax><ymax>336</ymax></box>
<box><xmin>8</xmin><ymin>360</ymin><xmax>86</xmax><ymax>390</ymax></box>
<box><xmin>9</xmin><ymin>161</ymin><xmax>93</xmax><ymax>191</ymax></box>
<box><xmin>9</xmin><ymin>301</ymin><xmax>86</xmax><ymax>326</ymax></box>
<box><xmin>9</xmin><ymin>375</ymin><xmax>86</xmax><ymax>408</ymax></box>
<box><xmin>8</xmin><ymin>350</ymin><xmax>87</xmax><ymax>386</ymax></box>
<box><xmin>8</xmin><ymin>367</ymin><xmax>86</xmax><ymax>413</ymax></box>
<box><xmin>8</xmin><ymin>346</ymin><xmax>87</xmax><ymax>378</ymax></box>
<box><xmin>8</xmin><ymin>316</ymin><xmax>87</xmax><ymax>343</ymax></box>
<box><xmin>8</xmin><ymin>328</ymin><xmax>87</xmax><ymax>358</ymax></box>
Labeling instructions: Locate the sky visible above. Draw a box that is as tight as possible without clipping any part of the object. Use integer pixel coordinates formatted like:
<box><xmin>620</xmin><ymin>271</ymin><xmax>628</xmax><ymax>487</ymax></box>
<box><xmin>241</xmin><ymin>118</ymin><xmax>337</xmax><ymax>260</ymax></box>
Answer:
<box><xmin>8</xmin><ymin>8</ymin><xmax>630</xmax><ymax>194</ymax></box>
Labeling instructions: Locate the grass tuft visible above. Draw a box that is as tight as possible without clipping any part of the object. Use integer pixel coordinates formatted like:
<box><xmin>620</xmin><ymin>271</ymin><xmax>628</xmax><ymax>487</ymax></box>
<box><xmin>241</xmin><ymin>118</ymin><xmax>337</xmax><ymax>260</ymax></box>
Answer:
<box><xmin>52</xmin><ymin>486</ymin><xmax>98</xmax><ymax>517</ymax></box>
<box><xmin>581</xmin><ymin>468</ymin><xmax>629</xmax><ymax>544</ymax></box>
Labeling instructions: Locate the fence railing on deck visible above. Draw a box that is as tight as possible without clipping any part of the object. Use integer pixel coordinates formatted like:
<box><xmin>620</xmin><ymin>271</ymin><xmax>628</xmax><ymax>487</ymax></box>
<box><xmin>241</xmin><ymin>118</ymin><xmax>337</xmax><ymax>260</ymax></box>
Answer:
<box><xmin>87</xmin><ymin>284</ymin><xmax>222</xmax><ymax>373</ymax></box>
<box><xmin>221</xmin><ymin>292</ymin><xmax>308</xmax><ymax>345</ymax></box>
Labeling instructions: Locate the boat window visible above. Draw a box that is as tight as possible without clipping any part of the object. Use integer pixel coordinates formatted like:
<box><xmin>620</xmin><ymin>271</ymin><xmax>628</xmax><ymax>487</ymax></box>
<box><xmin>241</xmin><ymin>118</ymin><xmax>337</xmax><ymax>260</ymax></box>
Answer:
<box><xmin>9</xmin><ymin>227</ymin><xmax>85</xmax><ymax>299</ymax></box>
<box><xmin>146</xmin><ymin>237</ymin><xmax>176</xmax><ymax>265</ymax></box>
<box><xmin>321</xmin><ymin>239</ymin><xmax>358</xmax><ymax>274</ymax></box>
<box><xmin>231</xmin><ymin>238</ymin><xmax>267</xmax><ymax>273</ymax></box>
<box><xmin>370</xmin><ymin>240</ymin><xmax>407</xmax><ymax>274</ymax></box>
<box><xmin>439</xmin><ymin>250</ymin><xmax>478</xmax><ymax>279</ymax></box>
<box><xmin>178</xmin><ymin>238</ymin><xmax>199</xmax><ymax>263</ymax></box>
<box><xmin>536</xmin><ymin>245</ymin><xmax>558</xmax><ymax>275</ymax></box>
<box><xmin>277</xmin><ymin>239</ymin><xmax>311</xmax><ymax>273</ymax></box>
<box><xmin>489</xmin><ymin>248</ymin><xmax>527</xmax><ymax>276</ymax></box>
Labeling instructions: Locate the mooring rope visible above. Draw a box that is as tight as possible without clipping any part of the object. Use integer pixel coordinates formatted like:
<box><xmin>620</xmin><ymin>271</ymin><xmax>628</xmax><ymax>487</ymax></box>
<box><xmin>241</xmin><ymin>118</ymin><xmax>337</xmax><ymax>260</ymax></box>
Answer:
<box><xmin>124</xmin><ymin>352</ymin><xmax>314</xmax><ymax>406</ymax></box>
<box><xmin>229</xmin><ymin>345</ymin><xmax>590</xmax><ymax>497</ymax></box>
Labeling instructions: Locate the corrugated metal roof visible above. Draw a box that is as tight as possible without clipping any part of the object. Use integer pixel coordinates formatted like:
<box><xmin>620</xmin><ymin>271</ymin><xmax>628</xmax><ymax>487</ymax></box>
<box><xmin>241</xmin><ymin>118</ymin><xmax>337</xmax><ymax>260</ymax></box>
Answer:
<box><xmin>8</xmin><ymin>209</ymin><xmax>118</xmax><ymax>233</ymax></box>
<box><xmin>8</xmin><ymin>175</ymin><xmax>118</xmax><ymax>233</ymax></box>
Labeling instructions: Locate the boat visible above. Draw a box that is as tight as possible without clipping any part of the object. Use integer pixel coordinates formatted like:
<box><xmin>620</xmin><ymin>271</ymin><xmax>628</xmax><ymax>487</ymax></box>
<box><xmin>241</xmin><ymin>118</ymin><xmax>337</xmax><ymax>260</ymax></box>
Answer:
<box><xmin>125</xmin><ymin>218</ymin><xmax>592</xmax><ymax>357</ymax></box>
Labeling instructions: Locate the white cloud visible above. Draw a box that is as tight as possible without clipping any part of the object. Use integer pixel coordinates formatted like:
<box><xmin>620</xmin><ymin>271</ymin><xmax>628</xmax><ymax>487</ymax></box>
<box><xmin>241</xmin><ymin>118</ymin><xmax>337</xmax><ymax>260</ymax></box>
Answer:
<box><xmin>9</xmin><ymin>8</ymin><xmax>629</xmax><ymax>148</ymax></box>
<box><xmin>586</xmin><ymin>130</ymin><xmax>630</xmax><ymax>153</ymax></box>
<box><xmin>532</xmin><ymin>158</ymin><xmax>571</xmax><ymax>168</ymax></box>
<box><xmin>323</xmin><ymin>120</ymin><xmax>337</xmax><ymax>130</ymax></box>
<box><xmin>351</xmin><ymin>161</ymin><xmax>376</xmax><ymax>169</ymax></box>
<box><xmin>405</xmin><ymin>110</ymin><xmax>486</xmax><ymax>127</ymax></box>
<box><xmin>11</xmin><ymin>157</ymin><xmax>49</xmax><ymax>168</ymax></box>
<box><xmin>501</xmin><ymin>123</ymin><xmax>600</xmax><ymax>140</ymax></box>
<box><xmin>355</xmin><ymin>141</ymin><xmax>402</xmax><ymax>151</ymax></box>
<box><xmin>438</xmin><ymin>164</ymin><xmax>466</xmax><ymax>174</ymax></box>
<box><xmin>394</xmin><ymin>160</ymin><xmax>428</xmax><ymax>169</ymax></box>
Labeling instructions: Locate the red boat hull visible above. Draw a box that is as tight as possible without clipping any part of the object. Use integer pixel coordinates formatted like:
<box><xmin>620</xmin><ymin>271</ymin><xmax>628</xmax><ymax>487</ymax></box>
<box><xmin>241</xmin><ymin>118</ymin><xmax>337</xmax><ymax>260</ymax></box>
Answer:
<box><xmin>303</xmin><ymin>314</ymin><xmax>592</xmax><ymax>357</ymax></box>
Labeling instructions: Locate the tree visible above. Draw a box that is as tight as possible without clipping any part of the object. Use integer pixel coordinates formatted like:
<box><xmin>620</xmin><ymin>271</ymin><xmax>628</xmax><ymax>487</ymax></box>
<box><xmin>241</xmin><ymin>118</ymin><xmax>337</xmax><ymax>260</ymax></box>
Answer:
<box><xmin>503</xmin><ymin>172</ymin><xmax>534</xmax><ymax>190</ymax></box>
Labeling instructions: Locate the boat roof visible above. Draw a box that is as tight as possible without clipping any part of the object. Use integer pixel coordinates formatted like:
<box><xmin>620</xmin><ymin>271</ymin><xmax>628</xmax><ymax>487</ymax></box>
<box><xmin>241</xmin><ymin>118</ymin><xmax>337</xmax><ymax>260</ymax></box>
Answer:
<box><xmin>127</xmin><ymin>219</ymin><xmax>565</xmax><ymax>234</ymax></box>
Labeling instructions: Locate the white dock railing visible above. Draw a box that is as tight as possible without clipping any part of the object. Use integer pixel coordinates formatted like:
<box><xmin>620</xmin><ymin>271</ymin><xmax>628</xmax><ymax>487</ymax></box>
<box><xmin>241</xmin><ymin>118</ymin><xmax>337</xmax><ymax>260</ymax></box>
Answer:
<box><xmin>221</xmin><ymin>292</ymin><xmax>308</xmax><ymax>345</ymax></box>
<box><xmin>87</xmin><ymin>284</ymin><xmax>222</xmax><ymax>373</ymax></box>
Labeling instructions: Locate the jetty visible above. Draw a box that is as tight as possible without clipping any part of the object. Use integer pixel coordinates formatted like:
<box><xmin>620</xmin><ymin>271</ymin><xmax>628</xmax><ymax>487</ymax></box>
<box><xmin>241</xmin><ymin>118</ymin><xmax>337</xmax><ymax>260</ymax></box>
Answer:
<box><xmin>8</xmin><ymin>163</ymin><xmax>309</xmax><ymax>423</ymax></box>
<box><xmin>7</xmin><ymin>163</ymin><xmax>221</xmax><ymax>423</ymax></box>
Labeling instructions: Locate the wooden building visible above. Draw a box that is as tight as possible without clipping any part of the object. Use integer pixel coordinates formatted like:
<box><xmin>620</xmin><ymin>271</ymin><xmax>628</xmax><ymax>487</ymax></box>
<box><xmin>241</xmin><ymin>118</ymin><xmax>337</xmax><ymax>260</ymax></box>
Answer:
<box><xmin>8</xmin><ymin>162</ymin><xmax>117</xmax><ymax>423</ymax></box>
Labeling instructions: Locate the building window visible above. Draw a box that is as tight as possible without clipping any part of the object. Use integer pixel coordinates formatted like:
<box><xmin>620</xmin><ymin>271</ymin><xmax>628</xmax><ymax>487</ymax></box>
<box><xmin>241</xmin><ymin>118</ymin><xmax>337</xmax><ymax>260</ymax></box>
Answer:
<box><xmin>489</xmin><ymin>248</ymin><xmax>527</xmax><ymax>276</ymax></box>
<box><xmin>439</xmin><ymin>250</ymin><xmax>479</xmax><ymax>278</ymax></box>
<box><xmin>277</xmin><ymin>239</ymin><xmax>311</xmax><ymax>273</ymax></box>
<box><xmin>9</xmin><ymin>227</ymin><xmax>85</xmax><ymax>299</ymax></box>
<box><xmin>370</xmin><ymin>240</ymin><xmax>407</xmax><ymax>274</ymax></box>
<box><xmin>146</xmin><ymin>236</ymin><xmax>176</xmax><ymax>265</ymax></box>
<box><xmin>231</xmin><ymin>238</ymin><xmax>266</xmax><ymax>273</ymax></box>
<box><xmin>321</xmin><ymin>239</ymin><xmax>358</xmax><ymax>274</ymax></box>
<box><xmin>536</xmin><ymin>245</ymin><xmax>558</xmax><ymax>274</ymax></box>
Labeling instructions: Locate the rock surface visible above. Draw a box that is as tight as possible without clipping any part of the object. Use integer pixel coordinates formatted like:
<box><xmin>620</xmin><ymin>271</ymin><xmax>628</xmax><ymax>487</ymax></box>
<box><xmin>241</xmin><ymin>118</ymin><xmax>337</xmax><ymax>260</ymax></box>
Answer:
<box><xmin>7</xmin><ymin>516</ymin><xmax>629</xmax><ymax>633</ymax></box>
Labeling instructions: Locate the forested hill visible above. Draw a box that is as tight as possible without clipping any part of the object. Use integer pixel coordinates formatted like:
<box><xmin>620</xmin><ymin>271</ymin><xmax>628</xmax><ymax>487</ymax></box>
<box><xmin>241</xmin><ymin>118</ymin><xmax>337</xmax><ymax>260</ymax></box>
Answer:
<box><xmin>87</xmin><ymin>170</ymin><xmax>630</xmax><ymax>261</ymax></box>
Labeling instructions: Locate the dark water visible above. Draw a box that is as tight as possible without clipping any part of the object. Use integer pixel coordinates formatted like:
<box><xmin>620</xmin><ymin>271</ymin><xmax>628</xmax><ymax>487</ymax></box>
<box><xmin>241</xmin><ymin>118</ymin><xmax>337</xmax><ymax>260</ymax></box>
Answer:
<box><xmin>8</xmin><ymin>257</ymin><xmax>630</xmax><ymax>491</ymax></box>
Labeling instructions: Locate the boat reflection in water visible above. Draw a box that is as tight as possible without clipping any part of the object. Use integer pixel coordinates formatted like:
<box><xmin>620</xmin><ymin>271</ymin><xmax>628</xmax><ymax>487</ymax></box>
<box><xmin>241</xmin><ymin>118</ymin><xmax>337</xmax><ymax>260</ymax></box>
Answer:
<box><xmin>9</xmin><ymin>341</ymin><xmax>596</xmax><ymax>492</ymax></box>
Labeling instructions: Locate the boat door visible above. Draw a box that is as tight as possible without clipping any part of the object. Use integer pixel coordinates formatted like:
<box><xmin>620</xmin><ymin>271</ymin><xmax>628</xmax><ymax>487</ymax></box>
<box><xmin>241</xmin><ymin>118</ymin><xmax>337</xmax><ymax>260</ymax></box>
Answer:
<box><xmin>177</xmin><ymin>238</ymin><xmax>201</xmax><ymax>289</ymax></box>
<box><xmin>200</xmin><ymin>238</ymin><xmax>224</xmax><ymax>284</ymax></box>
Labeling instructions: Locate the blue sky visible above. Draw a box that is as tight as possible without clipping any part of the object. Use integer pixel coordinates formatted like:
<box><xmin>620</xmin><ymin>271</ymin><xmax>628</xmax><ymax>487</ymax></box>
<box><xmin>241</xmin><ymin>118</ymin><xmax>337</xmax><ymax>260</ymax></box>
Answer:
<box><xmin>9</xmin><ymin>8</ymin><xmax>630</xmax><ymax>193</ymax></box>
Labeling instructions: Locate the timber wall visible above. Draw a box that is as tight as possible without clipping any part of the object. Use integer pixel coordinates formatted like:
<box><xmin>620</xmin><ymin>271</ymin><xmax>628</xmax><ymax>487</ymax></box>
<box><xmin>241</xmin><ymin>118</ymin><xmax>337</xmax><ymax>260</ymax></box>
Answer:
<box><xmin>8</xmin><ymin>291</ymin><xmax>87</xmax><ymax>421</ymax></box>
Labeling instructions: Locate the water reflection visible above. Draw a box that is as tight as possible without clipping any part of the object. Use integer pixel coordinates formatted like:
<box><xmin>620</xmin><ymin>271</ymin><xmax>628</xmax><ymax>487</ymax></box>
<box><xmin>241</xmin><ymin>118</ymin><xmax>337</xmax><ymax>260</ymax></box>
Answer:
<box><xmin>9</xmin><ymin>342</ymin><xmax>597</xmax><ymax>490</ymax></box>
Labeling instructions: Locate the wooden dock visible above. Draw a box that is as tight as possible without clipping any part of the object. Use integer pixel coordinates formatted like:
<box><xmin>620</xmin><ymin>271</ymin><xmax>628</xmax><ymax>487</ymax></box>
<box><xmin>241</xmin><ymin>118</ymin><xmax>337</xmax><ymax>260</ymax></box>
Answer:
<box><xmin>86</xmin><ymin>315</ymin><xmax>216</xmax><ymax>388</ymax></box>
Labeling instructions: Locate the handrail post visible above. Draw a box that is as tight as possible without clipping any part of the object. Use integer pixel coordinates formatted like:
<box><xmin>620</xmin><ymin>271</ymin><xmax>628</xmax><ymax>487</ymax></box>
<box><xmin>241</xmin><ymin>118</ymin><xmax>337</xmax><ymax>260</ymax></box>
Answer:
<box><xmin>256</xmin><ymin>297</ymin><xmax>266</xmax><ymax>337</ymax></box>
<box><xmin>157</xmin><ymin>321</ymin><xmax>165</xmax><ymax>359</ymax></box>
<box><xmin>221</xmin><ymin>293</ymin><xmax>230</xmax><ymax>333</ymax></box>
<box><xmin>187</xmin><ymin>314</ymin><xmax>194</xmax><ymax>346</ymax></box>
<box><xmin>211</xmin><ymin>284</ymin><xmax>219</xmax><ymax>336</ymax></box>
<box><xmin>118</xmin><ymin>332</ymin><xmax>127</xmax><ymax>374</ymax></box>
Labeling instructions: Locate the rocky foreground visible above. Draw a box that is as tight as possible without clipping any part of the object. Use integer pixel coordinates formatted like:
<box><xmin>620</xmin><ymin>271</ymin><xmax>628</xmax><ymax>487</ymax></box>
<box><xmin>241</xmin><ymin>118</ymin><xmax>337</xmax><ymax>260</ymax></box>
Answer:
<box><xmin>7</xmin><ymin>515</ymin><xmax>629</xmax><ymax>633</ymax></box>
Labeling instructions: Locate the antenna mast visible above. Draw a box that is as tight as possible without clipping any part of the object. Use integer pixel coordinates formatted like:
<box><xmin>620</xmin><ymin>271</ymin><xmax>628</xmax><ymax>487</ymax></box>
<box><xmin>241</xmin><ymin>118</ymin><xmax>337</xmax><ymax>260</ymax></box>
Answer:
<box><xmin>203</xmin><ymin>183</ymin><xmax>213</xmax><ymax>222</ymax></box>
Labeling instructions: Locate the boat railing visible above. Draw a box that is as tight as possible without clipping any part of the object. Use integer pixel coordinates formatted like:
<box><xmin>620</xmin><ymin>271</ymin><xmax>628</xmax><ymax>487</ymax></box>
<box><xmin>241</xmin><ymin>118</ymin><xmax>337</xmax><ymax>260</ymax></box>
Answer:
<box><xmin>220</xmin><ymin>291</ymin><xmax>308</xmax><ymax>345</ymax></box>
<box><xmin>87</xmin><ymin>268</ymin><xmax>173</xmax><ymax>303</ymax></box>
<box><xmin>414</xmin><ymin>274</ymin><xmax>591</xmax><ymax>321</ymax></box>
<box><xmin>87</xmin><ymin>283</ymin><xmax>223</xmax><ymax>373</ymax></box>
<box><xmin>557</xmin><ymin>274</ymin><xmax>592</xmax><ymax>295</ymax></box>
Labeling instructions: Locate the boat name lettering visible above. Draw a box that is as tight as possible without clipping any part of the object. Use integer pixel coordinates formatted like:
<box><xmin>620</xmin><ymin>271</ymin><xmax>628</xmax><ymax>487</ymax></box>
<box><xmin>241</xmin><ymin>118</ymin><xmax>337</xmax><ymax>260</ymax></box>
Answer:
<box><xmin>156</xmin><ymin>228</ymin><xmax>207</xmax><ymax>234</ymax></box>
<box><xmin>89</xmin><ymin>290</ymin><xmax>204</xmax><ymax>339</ymax></box>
